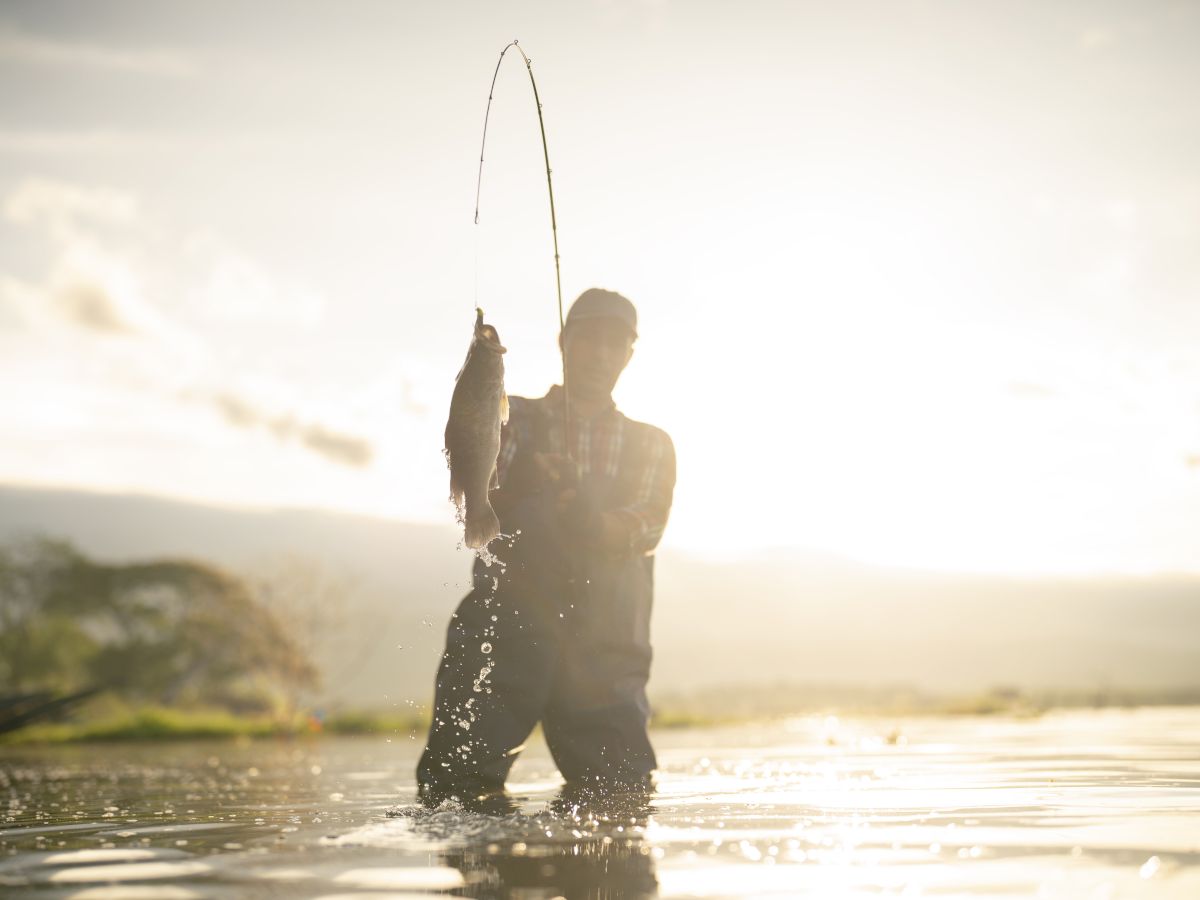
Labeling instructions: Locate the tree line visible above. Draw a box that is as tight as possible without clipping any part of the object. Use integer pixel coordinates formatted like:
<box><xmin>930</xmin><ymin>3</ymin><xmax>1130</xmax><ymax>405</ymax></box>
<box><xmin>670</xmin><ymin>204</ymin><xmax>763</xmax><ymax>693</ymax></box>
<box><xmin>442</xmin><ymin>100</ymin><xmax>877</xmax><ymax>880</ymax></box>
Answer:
<box><xmin>0</xmin><ymin>538</ymin><xmax>320</xmax><ymax>717</ymax></box>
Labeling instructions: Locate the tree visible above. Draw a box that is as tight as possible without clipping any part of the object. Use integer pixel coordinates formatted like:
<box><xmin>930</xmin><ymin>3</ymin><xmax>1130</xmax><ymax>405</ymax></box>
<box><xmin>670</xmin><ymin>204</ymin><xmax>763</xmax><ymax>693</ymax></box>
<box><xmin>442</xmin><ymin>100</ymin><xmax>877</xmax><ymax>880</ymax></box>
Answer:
<box><xmin>0</xmin><ymin>538</ymin><xmax>318</xmax><ymax>714</ymax></box>
<box><xmin>0</xmin><ymin>539</ymin><xmax>92</xmax><ymax>692</ymax></box>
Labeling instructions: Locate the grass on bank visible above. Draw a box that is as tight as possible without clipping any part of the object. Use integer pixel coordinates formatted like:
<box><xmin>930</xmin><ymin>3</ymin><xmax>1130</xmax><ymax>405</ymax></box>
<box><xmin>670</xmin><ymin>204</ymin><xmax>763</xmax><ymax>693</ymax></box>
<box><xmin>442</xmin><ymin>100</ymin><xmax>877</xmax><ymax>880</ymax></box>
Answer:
<box><xmin>0</xmin><ymin>706</ymin><xmax>430</xmax><ymax>746</ymax></box>
<box><xmin>2</xmin><ymin>707</ymin><xmax>720</xmax><ymax>745</ymax></box>
<box><xmin>7</xmin><ymin>685</ymin><xmax>1200</xmax><ymax>745</ymax></box>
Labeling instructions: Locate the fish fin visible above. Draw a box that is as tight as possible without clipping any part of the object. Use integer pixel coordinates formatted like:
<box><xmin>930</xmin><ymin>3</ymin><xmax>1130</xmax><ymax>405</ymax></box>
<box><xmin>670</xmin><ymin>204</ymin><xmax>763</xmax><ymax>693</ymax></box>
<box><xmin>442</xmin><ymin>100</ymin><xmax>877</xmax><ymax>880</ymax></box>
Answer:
<box><xmin>447</xmin><ymin>454</ymin><xmax>466</xmax><ymax>518</ymax></box>
<box><xmin>463</xmin><ymin>501</ymin><xmax>500</xmax><ymax>549</ymax></box>
<box><xmin>499</xmin><ymin>391</ymin><xmax>509</xmax><ymax>425</ymax></box>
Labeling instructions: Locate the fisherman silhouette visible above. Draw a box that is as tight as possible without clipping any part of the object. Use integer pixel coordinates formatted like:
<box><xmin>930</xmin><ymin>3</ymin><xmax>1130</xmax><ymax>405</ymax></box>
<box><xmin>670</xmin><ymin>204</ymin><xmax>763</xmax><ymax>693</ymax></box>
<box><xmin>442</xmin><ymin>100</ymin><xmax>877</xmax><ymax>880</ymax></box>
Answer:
<box><xmin>419</xmin><ymin>288</ymin><xmax>676</xmax><ymax>805</ymax></box>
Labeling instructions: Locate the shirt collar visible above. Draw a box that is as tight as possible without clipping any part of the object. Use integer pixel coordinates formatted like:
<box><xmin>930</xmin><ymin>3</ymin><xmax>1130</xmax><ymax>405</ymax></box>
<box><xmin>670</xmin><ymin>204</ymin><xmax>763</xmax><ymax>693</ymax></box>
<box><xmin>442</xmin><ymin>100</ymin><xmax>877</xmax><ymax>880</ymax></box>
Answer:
<box><xmin>544</xmin><ymin>384</ymin><xmax>618</xmax><ymax>421</ymax></box>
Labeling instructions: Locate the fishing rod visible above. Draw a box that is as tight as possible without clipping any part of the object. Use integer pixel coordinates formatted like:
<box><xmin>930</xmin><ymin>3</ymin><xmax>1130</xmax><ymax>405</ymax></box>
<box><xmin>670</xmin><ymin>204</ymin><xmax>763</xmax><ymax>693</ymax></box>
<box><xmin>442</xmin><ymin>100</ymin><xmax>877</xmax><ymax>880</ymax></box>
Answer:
<box><xmin>474</xmin><ymin>40</ymin><xmax>571</xmax><ymax>455</ymax></box>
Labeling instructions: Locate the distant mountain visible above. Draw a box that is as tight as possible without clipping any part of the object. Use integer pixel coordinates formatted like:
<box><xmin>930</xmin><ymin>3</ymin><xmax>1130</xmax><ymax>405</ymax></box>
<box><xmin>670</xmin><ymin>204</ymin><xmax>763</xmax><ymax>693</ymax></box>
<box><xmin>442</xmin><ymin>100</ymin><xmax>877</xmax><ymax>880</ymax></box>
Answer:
<box><xmin>2</xmin><ymin>484</ymin><xmax>1198</xmax><ymax>710</ymax></box>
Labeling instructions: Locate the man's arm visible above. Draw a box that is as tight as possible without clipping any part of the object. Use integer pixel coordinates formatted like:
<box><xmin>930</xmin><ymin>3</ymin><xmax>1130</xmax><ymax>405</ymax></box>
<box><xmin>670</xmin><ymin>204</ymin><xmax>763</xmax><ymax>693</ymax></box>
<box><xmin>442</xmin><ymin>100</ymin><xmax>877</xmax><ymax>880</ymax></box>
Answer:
<box><xmin>608</xmin><ymin>428</ymin><xmax>676</xmax><ymax>554</ymax></box>
<box><xmin>532</xmin><ymin>453</ymin><xmax>626</xmax><ymax>552</ymax></box>
<box><xmin>534</xmin><ymin>428</ymin><xmax>676</xmax><ymax>555</ymax></box>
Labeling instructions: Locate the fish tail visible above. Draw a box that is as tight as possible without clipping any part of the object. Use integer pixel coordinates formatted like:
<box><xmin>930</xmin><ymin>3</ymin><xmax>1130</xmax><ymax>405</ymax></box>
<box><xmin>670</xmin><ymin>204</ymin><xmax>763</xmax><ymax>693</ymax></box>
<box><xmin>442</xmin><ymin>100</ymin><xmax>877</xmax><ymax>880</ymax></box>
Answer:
<box><xmin>463</xmin><ymin>499</ymin><xmax>500</xmax><ymax>550</ymax></box>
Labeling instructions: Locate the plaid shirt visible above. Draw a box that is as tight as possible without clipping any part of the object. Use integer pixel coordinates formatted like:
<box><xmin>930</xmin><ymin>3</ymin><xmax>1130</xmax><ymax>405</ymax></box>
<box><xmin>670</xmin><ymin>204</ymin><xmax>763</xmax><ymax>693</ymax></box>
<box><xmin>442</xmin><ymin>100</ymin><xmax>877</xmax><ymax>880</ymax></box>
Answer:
<box><xmin>496</xmin><ymin>385</ymin><xmax>675</xmax><ymax>554</ymax></box>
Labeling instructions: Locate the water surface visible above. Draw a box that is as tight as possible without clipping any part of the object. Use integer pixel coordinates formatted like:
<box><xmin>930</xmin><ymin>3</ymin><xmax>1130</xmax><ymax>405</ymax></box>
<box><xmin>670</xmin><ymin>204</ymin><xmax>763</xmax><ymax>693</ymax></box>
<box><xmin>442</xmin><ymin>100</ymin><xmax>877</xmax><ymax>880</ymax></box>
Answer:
<box><xmin>2</xmin><ymin>708</ymin><xmax>1198</xmax><ymax>897</ymax></box>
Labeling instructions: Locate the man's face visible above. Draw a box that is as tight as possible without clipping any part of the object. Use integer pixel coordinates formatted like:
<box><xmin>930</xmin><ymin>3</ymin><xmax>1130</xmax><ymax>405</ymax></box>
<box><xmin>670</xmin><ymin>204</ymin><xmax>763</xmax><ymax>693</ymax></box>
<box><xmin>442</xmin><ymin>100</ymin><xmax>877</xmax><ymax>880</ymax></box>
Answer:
<box><xmin>562</xmin><ymin>318</ymin><xmax>635</xmax><ymax>400</ymax></box>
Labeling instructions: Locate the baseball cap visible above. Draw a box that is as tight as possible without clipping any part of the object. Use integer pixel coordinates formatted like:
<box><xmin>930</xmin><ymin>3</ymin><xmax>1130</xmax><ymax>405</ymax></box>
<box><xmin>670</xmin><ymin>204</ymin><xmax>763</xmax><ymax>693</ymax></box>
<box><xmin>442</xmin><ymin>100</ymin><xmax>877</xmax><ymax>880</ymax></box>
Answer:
<box><xmin>564</xmin><ymin>288</ymin><xmax>637</xmax><ymax>339</ymax></box>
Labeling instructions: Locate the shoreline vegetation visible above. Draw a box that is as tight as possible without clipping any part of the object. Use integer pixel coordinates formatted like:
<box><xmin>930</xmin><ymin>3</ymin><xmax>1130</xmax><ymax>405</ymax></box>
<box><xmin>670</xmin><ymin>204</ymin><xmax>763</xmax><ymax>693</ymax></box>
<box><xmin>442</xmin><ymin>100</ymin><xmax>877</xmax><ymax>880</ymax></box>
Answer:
<box><xmin>5</xmin><ymin>687</ymin><xmax>1200</xmax><ymax>746</ymax></box>
<box><xmin>5</xmin><ymin>539</ymin><xmax>1197</xmax><ymax>747</ymax></box>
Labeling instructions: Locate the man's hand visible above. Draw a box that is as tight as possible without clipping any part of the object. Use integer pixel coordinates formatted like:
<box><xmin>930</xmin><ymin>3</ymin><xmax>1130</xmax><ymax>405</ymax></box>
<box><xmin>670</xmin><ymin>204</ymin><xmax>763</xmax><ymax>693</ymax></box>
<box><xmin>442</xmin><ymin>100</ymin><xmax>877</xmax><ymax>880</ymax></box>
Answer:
<box><xmin>535</xmin><ymin>453</ymin><xmax>595</xmax><ymax>538</ymax></box>
<box><xmin>532</xmin><ymin>452</ymin><xmax>578</xmax><ymax>489</ymax></box>
<box><xmin>533</xmin><ymin>453</ymin><xmax>635</xmax><ymax>552</ymax></box>
<box><xmin>558</xmin><ymin>484</ymin><xmax>602</xmax><ymax>542</ymax></box>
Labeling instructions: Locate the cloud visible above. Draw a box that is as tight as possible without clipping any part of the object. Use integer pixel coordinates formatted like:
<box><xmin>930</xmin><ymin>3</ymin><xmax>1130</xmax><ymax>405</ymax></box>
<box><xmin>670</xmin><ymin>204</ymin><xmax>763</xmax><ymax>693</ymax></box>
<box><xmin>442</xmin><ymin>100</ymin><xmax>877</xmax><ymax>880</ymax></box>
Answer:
<box><xmin>0</xmin><ymin>23</ymin><xmax>195</xmax><ymax>77</ymax></box>
<box><xmin>1</xmin><ymin>180</ymin><xmax>170</xmax><ymax>339</ymax></box>
<box><xmin>211</xmin><ymin>391</ymin><xmax>259</xmax><ymax>429</ymax></box>
<box><xmin>5</xmin><ymin>177</ymin><xmax>139</xmax><ymax>237</ymax></box>
<box><xmin>184</xmin><ymin>232</ymin><xmax>325</xmax><ymax>328</ymax></box>
<box><xmin>7</xmin><ymin>179</ymin><xmax>327</xmax><ymax>336</ymax></box>
<box><xmin>3</xmin><ymin>178</ymin><xmax>206</xmax><ymax>346</ymax></box>
<box><xmin>209</xmin><ymin>391</ymin><xmax>374</xmax><ymax>468</ymax></box>
<box><xmin>3</xmin><ymin>175</ymin><xmax>373</xmax><ymax>472</ymax></box>
<box><xmin>291</xmin><ymin>424</ymin><xmax>374</xmax><ymax>468</ymax></box>
<box><xmin>54</xmin><ymin>280</ymin><xmax>137</xmax><ymax>334</ymax></box>
<box><xmin>0</xmin><ymin>255</ymin><xmax>153</xmax><ymax>339</ymax></box>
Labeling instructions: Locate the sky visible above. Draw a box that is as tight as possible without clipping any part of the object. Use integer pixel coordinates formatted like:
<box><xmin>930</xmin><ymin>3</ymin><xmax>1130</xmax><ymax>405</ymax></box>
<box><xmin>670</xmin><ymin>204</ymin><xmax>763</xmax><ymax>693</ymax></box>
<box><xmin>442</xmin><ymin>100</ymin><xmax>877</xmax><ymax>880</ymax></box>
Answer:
<box><xmin>1</xmin><ymin>0</ymin><xmax>1199</xmax><ymax>576</ymax></box>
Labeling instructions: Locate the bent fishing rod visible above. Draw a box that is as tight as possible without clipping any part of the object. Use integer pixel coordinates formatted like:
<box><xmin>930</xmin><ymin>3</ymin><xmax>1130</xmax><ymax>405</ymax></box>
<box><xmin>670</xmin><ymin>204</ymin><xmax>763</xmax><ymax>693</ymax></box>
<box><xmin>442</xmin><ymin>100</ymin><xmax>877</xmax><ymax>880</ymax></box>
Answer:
<box><xmin>473</xmin><ymin>40</ymin><xmax>572</xmax><ymax>454</ymax></box>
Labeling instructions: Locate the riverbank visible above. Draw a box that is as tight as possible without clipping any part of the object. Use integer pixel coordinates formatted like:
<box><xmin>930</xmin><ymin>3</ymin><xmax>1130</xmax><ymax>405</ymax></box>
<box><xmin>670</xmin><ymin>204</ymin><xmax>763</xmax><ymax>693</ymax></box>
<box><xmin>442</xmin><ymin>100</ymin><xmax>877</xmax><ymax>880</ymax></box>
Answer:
<box><xmin>0</xmin><ymin>707</ymin><xmax>428</xmax><ymax>746</ymax></box>
<box><xmin>6</xmin><ymin>685</ymin><xmax>1200</xmax><ymax>745</ymax></box>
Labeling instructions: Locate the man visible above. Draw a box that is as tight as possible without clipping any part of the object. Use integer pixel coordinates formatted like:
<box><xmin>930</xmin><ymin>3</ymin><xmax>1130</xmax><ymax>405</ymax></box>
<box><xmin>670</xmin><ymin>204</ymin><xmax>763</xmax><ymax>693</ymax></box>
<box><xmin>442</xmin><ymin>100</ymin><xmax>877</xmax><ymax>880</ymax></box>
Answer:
<box><xmin>418</xmin><ymin>288</ymin><xmax>676</xmax><ymax>805</ymax></box>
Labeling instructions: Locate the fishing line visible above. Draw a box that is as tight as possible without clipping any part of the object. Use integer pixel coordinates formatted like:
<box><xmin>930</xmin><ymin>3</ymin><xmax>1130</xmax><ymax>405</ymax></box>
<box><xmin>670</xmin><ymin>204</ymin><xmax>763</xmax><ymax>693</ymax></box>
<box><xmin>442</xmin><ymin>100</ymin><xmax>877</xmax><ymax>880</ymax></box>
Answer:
<box><xmin>474</xmin><ymin>40</ymin><xmax>571</xmax><ymax>454</ymax></box>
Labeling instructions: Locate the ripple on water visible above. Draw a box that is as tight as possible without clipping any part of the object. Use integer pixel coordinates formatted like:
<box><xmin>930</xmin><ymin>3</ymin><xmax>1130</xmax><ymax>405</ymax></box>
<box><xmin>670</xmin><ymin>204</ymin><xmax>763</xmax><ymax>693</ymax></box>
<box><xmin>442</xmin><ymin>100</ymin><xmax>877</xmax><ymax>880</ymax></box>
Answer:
<box><xmin>26</xmin><ymin>848</ymin><xmax>190</xmax><ymax>867</ymax></box>
<box><xmin>0</xmin><ymin>847</ymin><xmax>198</xmax><ymax>888</ymax></box>
<box><xmin>96</xmin><ymin>822</ymin><xmax>239</xmax><ymax>837</ymax></box>
<box><xmin>45</xmin><ymin>861</ymin><xmax>215</xmax><ymax>884</ymax></box>
<box><xmin>0</xmin><ymin>822</ymin><xmax>108</xmax><ymax>838</ymax></box>
<box><xmin>58</xmin><ymin>888</ymin><xmax>205</xmax><ymax>899</ymax></box>
<box><xmin>330</xmin><ymin>866</ymin><xmax>466</xmax><ymax>890</ymax></box>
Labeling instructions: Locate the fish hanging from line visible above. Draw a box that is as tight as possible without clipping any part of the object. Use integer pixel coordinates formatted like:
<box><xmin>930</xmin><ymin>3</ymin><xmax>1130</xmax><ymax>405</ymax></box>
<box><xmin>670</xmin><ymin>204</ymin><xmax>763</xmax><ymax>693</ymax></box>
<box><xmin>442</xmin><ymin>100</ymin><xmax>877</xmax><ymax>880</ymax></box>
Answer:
<box><xmin>445</xmin><ymin>308</ymin><xmax>509</xmax><ymax>549</ymax></box>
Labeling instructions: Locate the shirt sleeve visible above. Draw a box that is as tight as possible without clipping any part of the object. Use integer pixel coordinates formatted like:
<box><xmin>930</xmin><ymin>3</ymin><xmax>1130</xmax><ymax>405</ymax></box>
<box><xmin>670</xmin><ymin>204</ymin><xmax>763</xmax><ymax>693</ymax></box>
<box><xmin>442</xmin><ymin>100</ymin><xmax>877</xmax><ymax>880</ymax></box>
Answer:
<box><xmin>613</xmin><ymin>426</ymin><xmax>676</xmax><ymax>555</ymax></box>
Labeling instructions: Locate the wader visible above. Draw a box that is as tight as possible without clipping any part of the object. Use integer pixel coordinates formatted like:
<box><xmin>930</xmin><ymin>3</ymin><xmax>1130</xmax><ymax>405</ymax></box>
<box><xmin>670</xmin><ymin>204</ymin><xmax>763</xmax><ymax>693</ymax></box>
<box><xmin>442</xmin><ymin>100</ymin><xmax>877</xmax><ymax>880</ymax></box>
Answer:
<box><xmin>418</xmin><ymin>411</ymin><xmax>656</xmax><ymax>801</ymax></box>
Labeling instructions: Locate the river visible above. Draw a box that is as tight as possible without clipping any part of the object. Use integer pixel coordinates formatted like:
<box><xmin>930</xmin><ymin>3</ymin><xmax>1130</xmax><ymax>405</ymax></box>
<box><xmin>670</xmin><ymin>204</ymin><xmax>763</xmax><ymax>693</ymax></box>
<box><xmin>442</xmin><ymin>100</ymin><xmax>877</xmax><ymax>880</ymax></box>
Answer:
<box><xmin>2</xmin><ymin>707</ymin><xmax>1198</xmax><ymax>898</ymax></box>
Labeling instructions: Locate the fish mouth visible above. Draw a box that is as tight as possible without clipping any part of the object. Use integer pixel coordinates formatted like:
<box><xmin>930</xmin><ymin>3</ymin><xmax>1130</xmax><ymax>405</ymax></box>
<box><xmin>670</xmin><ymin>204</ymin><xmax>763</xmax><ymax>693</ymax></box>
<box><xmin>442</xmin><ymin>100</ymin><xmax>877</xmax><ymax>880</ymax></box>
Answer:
<box><xmin>474</xmin><ymin>326</ymin><xmax>507</xmax><ymax>353</ymax></box>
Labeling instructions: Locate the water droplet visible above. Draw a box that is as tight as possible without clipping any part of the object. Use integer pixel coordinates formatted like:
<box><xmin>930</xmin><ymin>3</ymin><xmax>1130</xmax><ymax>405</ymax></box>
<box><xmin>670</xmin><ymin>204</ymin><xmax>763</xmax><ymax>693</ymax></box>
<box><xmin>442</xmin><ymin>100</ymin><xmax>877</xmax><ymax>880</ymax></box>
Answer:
<box><xmin>481</xmin><ymin>642</ymin><xmax>493</xmax><ymax>654</ymax></box>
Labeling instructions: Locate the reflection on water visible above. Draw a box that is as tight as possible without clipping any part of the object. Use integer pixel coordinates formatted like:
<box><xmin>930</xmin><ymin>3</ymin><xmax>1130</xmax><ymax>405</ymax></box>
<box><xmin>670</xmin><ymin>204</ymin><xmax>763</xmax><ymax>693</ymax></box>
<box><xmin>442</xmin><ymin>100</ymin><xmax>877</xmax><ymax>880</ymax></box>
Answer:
<box><xmin>1</xmin><ymin>708</ymin><xmax>1199</xmax><ymax>897</ymax></box>
<box><xmin>443</xmin><ymin>829</ymin><xmax>658</xmax><ymax>898</ymax></box>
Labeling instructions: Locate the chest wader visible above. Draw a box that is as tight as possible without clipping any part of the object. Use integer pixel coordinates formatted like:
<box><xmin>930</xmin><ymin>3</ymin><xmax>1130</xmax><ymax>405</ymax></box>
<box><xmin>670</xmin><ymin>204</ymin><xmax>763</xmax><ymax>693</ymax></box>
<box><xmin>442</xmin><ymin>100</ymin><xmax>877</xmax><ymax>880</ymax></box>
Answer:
<box><xmin>417</xmin><ymin>410</ymin><xmax>656</xmax><ymax>802</ymax></box>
